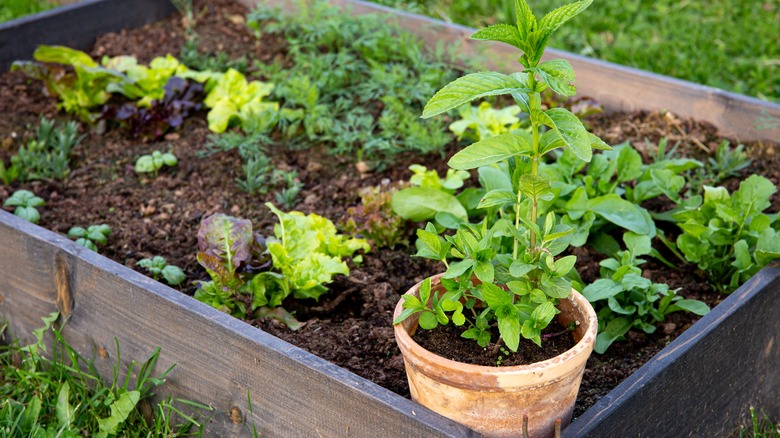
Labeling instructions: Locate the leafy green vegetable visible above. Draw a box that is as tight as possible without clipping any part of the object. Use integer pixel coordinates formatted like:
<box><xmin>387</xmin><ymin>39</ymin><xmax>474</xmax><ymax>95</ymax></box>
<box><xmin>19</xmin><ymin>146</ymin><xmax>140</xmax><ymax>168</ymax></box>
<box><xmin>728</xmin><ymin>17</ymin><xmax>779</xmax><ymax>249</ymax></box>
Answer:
<box><xmin>201</xmin><ymin>68</ymin><xmax>279</xmax><ymax>134</ymax></box>
<box><xmin>583</xmin><ymin>232</ymin><xmax>709</xmax><ymax>353</ymax></box>
<box><xmin>193</xmin><ymin>214</ymin><xmax>253</xmax><ymax>318</ymax></box>
<box><xmin>341</xmin><ymin>183</ymin><xmax>408</xmax><ymax>248</ymax></box>
<box><xmin>4</xmin><ymin>190</ymin><xmax>45</xmax><ymax>224</ymax></box>
<box><xmin>250</xmin><ymin>203</ymin><xmax>370</xmax><ymax>307</ymax></box>
<box><xmin>673</xmin><ymin>175</ymin><xmax>780</xmax><ymax>293</ymax></box>
<box><xmin>392</xmin><ymin>164</ymin><xmax>471</xmax><ymax>229</ymax></box>
<box><xmin>449</xmin><ymin>102</ymin><xmax>522</xmax><ymax>141</ymax></box>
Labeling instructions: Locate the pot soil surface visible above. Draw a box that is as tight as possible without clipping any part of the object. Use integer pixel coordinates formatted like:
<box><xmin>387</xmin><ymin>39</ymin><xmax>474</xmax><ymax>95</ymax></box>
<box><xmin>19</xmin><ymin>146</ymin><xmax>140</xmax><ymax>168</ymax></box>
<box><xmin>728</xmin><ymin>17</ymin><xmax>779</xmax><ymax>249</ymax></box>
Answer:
<box><xmin>1</xmin><ymin>0</ymin><xmax>778</xmax><ymax>418</ymax></box>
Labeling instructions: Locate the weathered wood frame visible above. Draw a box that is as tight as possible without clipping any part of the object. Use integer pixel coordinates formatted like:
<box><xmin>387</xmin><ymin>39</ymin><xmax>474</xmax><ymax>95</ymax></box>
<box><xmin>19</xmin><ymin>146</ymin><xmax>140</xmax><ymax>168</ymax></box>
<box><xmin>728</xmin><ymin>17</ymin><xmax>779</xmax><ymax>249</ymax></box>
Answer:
<box><xmin>1</xmin><ymin>0</ymin><xmax>778</xmax><ymax>436</ymax></box>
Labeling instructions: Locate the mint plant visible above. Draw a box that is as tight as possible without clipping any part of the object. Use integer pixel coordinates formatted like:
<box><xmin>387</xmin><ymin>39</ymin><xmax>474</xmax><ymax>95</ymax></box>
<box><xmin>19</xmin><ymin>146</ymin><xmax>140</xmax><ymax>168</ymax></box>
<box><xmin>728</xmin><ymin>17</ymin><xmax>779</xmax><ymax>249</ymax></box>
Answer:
<box><xmin>136</xmin><ymin>256</ymin><xmax>186</xmax><ymax>286</ymax></box>
<box><xmin>583</xmin><ymin>232</ymin><xmax>709</xmax><ymax>353</ymax></box>
<box><xmin>673</xmin><ymin>175</ymin><xmax>780</xmax><ymax>293</ymax></box>
<box><xmin>134</xmin><ymin>151</ymin><xmax>178</xmax><ymax>176</ymax></box>
<box><xmin>3</xmin><ymin>190</ymin><xmax>45</xmax><ymax>224</ymax></box>
<box><xmin>68</xmin><ymin>224</ymin><xmax>111</xmax><ymax>252</ymax></box>
<box><xmin>395</xmin><ymin>0</ymin><xmax>608</xmax><ymax>351</ymax></box>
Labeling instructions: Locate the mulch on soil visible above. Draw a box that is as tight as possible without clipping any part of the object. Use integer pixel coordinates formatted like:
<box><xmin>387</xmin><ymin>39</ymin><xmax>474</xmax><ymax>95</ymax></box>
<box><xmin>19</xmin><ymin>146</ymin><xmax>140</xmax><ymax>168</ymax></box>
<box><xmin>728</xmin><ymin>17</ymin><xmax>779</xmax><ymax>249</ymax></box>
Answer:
<box><xmin>1</xmin><ymin>0</ymin><xmax>778</xmax><ymax>418</ymax></box>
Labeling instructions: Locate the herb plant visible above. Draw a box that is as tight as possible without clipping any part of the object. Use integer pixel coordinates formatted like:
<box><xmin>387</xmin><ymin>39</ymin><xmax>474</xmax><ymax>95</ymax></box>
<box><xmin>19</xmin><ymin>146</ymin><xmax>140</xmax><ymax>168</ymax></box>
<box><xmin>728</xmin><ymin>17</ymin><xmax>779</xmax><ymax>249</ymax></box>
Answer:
<box><xmin>9</xmin><ymin>117</ymin><xmax>83</xmax><ymax>182</ymax></box>
<box><xmin>583</xmin><ymin>232</ymin><xmax>709</xmax><ymax>353</ymax></box>
<box><xmin>391</xmin><ymin>164</ymin><xmax>472</xmax><ymax>229</ymax></box>
<box><xmin>67</xmin><ymin>224</ymin><xmax>111</xmax><ymax>252</ymax></box>
<box><xmin>673</xmin><ymin>175</ymin><xmax>780</xmax><ymax>293</ymax></box>
<box><xmin>134</xmin><ymin>150</ymin><xmax>178</xmax><ymax>176</ymax></box>
<box><xmin>395</xmin><ymin>0</ymin><xmax>608</xmax><ymax>351</ymax></box>
<box><xmin>136</xmin><ymin>256</ymin><xmax>186</xmax><ymax>286</ymax></box>
<box><xmin>3</xmin><ymin>190</ymin><xmax>45</xmax><ymax>224</ymax></box>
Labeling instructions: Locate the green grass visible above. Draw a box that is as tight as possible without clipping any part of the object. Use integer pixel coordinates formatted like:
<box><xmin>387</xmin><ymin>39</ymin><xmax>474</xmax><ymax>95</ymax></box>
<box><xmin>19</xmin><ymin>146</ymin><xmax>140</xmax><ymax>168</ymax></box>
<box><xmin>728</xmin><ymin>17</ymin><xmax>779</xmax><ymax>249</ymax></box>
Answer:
<box><xmin>741</xmin><ymin>407</ymin><xmax>780</xmax><ymax>438</ymax></box>
<box><xmin>0</xmin><ymin>0</ymin><xmax>60</xmax><ymax>24</ymax></box>
<box><xmin>371</xmin><ymin>0</ymin><xmax>780</xmax><ymax>102</ymax></box>
<box><xmin>0</xmin><ymin>313</ymin><xmax>211</xmax><ymax>436</ymax></box>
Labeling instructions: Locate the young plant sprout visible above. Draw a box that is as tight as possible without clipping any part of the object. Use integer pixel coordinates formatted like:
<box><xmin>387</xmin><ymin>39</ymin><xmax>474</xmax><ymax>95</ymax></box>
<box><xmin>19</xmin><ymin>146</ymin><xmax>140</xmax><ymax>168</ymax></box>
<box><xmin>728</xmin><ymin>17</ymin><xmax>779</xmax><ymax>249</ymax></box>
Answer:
<box><xmin>4</xmin><ymin>190</ymin><xmax>45</xmax><ymax>224</ymax></box>
<box><xmin>68</xmin><ymin>224</ymin><xmax>111</xmax><ymax>252</ymax></box>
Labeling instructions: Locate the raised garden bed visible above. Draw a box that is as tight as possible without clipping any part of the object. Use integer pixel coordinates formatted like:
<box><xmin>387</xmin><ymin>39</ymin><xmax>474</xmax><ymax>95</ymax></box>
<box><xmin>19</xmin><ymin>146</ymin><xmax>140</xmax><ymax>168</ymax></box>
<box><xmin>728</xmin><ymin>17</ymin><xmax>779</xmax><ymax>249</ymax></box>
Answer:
<box><xmin>1</xmin><ymin>0</ymin><xmax>779</xmax><ymax>435</ymax></box>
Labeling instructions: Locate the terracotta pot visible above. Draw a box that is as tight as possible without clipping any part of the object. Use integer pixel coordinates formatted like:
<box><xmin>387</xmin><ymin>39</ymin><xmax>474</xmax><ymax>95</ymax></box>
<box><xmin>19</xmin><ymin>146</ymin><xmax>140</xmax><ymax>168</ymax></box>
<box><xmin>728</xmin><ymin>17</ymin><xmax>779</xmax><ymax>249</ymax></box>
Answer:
<box><xmin>393</xmin><ymin>274</ymin><xmax>597</xmax><ymax>438</ymax></box>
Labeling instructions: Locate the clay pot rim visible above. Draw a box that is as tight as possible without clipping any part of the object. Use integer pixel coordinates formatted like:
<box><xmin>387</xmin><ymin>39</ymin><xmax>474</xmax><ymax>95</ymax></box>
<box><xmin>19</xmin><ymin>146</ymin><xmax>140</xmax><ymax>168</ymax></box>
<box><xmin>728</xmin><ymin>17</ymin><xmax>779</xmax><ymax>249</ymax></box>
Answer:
<box><xmin>393</xmin><ymin>273</ymin><xmax>598</xmax><ymax>377</ymax></box>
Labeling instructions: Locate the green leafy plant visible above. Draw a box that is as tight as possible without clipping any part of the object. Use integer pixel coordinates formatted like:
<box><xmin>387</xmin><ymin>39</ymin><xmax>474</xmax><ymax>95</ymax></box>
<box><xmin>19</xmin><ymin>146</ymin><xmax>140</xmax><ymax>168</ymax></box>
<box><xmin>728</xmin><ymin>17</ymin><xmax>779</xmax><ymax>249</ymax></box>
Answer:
<box><xmin>8</xmin><ymin>117</ymin><xmax>83</xmax><ymax>182</ymax></box>
<box><xmin>136</xmin><ymin>256</ymin><xmax>186</xmax><ymax>286</ymax></box>
<box><xmin>3</xmin><ymin>190</ymin><xmax>45</xmax><ymax>224</ymax></box>
<box><xmin>193</xmin><ymin>214</ymin><xmax>254</xmax><ymax>318</ymax></box>
<box><xmin>67</xmin><ymin>224</ymin><xmax>111</xmax><ymax>252</ymax></box>
<box><xmin>688</xmin><ymin>140</ymin><xmax>752</xmax><ymax>194</ymax></box>
<box><xmin>201</xmin><ymin>68</ymin><xmax>279</xmax><ymax>134</ymax></box>
<box><xmin>391</xmin><ymin>164</ymin><xmax>473</xmax><ymax>229</ymax></box>
<box><xmin>673</xmin><ymin>175</ymin><xmax>780</xmax><ymax>293</ymax></box>
<box><xmin>248</xmin><ymin>203</ymin><xmax>370</xmax><ymax>310</ymax></box>
<box><xmin>273</xmin><ymin>171</ymin><xmax>303</xmax><ymax>210</ymax></box>
<box><xmin>342</xmin><ymin>183</ymin><xmax>408</xmax><ymax>248</ymax></box>
<box><xmin>134</xmin><ymin>150</ymin><xmax>178</xmax><ymax>176</ymax></box>
<box><xmin>0</xmin><ymin>312</ymin><xmax>210</xmax><ymax>436</ymax></box>
<box><xmin>0</xmin><ymin>0</ymin><xmax>59</xmax><ymax>24</ymax></box>
<box><xmin>583</xmin><ymin>232</ymin><xmax>709</xmax><ymax>353</ymax></box>
<box><xmin>395</xmin><ymin>0</ymin><xmax>607</xmax><ymax>351</ymax></box>
<box><xmin>449</xmin><ymin>102</ymin><xmax>522</xmax><ymax>141</ymax></box>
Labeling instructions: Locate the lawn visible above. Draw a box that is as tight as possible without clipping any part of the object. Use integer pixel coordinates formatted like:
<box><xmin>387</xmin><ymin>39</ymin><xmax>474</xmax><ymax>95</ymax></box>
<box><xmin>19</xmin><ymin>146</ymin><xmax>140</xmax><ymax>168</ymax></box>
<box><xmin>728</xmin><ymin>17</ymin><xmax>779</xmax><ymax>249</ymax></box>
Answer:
<box><xmin>372</xmin><ymin>0</ymin><xmax>780</xmax><ymax>102</ymax></box>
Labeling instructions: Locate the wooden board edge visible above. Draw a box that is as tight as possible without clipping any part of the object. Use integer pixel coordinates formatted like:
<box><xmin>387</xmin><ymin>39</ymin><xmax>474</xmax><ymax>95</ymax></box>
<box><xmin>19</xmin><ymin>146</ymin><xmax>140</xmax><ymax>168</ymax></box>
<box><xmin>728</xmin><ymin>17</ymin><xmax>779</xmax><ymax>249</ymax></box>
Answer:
<box><xmin>240</xmin><ymin>0</ymin><xmax>780</xmax><ymax>144</ymax></box>
<box><xmin>562</xmin><ymin>262</ymin><xmax>780</xmax><ymax>436</ymax></box>
<box><xmin>0</xmin><ymin>0</ymin><xmax>177</xmax><ymax>70</ymax></box>
<box><xmin>0</xmin><ymin>211</ymin><xmax>476</xmax><ymax>437</ymax></box>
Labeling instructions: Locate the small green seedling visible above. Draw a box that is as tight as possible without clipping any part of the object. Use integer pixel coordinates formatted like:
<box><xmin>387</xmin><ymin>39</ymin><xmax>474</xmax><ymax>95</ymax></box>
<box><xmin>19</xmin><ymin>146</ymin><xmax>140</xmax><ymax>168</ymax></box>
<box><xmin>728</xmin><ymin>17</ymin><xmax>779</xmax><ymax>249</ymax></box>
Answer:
<box><xmin>4</xmin><ymin>189</ymin><xmax>45</xmax><ymax>224</ymax></box>
<box><xmin>134</xmin><ymin>150</ymin><xmax>178</xmax><ymax>176</ymax></box>
<box><xmin>136</xmin><ymin>256</ymin><xmax>186</xmax><ymax>286</ymax></box>
<box><xmin>68</xmin><ymin>224</ymin><xmax>111</xmax><ymax>252</ymax></box>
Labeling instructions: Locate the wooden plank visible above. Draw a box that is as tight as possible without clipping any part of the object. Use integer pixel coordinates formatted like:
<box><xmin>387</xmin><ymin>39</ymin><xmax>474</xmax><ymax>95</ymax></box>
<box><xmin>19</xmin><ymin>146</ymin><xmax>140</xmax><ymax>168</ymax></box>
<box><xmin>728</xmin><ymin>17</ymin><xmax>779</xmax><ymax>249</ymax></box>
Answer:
<box><xmin>242</xmin><ymin>0</ymin><xmax>780</xmax><ymax>144</ymax></box>
<box><xmin>0</xmin><ymin>0</ymin><xmax>177</xmax><ymax>70</ymax></box>
<box><xmin>563</xmin><ymin>263</ymin><xmax>780</xmax><ymax>437</ymax></box>
<box><xmin>0</xmin><ymin>211</ymin><xmax>476</xmax><ymax>437</ymax></box>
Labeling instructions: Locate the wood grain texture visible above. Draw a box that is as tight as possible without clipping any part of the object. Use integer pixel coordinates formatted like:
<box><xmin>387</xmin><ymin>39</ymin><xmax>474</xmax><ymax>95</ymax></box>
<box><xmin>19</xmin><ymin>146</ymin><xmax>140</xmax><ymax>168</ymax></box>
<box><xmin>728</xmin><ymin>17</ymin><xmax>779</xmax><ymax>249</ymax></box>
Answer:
<box><xmin>0</xmin><ymin>211</ymin><xmax>476</xmax><ymax>437</ymax></box>
<box><xmin>240</xmin><ymin>0</ymin><xmax>780</xmax><ymax>144</ymax></box>
<box><xmin>0</xmin><ymin>0</ymin><xmax>177</xmax><ymax>70</ymax></box>
<box><xmin>564</xmin><ymin>263</ymin><xmax>780</xmax><ymax>437</ymax></box>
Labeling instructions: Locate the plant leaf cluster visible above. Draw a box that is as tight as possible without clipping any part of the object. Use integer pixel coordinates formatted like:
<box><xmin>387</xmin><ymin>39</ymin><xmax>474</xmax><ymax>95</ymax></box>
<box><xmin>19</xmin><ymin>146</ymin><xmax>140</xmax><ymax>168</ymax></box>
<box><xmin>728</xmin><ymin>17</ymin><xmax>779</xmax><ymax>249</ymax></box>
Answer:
<box><xmin>193</xmin><ymin>208</ymin><xmax>369</xmax><ymax>326</ymax></box>
<box><xmin>4</xmin><ymin>189</ymin><xmax>45</xmax><ymax>224</ymax></box>
<box><xmin>583</xmin><ymin>232</ymin><xmax>709</xmax><ymax>353</ymax></box>
<box><xmin>341</xmin><ymin>182</ymin><xmax>408</xmax><ymax>248</ymax></box>
<box><xmin>391</xmin><ymin>164</ymin><xmax>473</xmax><ymax>229</ymax></box>
<box><xmin>1</xmin><ymin>118</ymin><xmax>83</xmax><ymax>184</ymax></box>
<box><xmin>246</xmin><ymin>1</ymin><xmax>458</xmax><ymax>167</ymax></box>
<box><xmin>68</xmin><ymin>224</ymin><xmax>111</xmax><ymax>253</ymax></box>
<box><xmin>134</xmin><ymin>150</ymin><xmax>178</xmax><ymax>176</ymax></box>
<box><xmin>136</xmin><ymin>256</ymin><xmax>186</xmax><ymax>286</ymax></box>
<box><xmin>449</xmin><ymin>102</ymin><xmax>523</xmax><ymax>142</ymax></box>
<box><xmin>673</xmin><ymin>175</ymin><xmax>780</xmax><ymax>293</ymax></box>
<box><xmin>396</xmin><ymin>0</ymin><xmax>604</xmax><ymax>353</ymax></box>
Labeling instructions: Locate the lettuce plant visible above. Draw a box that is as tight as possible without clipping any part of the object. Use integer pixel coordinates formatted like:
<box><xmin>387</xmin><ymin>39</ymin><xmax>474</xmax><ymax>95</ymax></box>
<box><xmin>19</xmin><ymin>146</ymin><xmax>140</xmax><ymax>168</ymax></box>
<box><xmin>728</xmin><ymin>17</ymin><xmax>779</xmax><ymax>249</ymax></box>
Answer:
<box><xmin>342</xmin><ymin>183</ymin><xmax>408</xmax><ymax>248</ymax></box>
<box><xmin>201</xmin><ymin>69</ymin><xmax>279</xmax><ymax>134</ymax></box>
<box><xmin>248</xmin><ymin>203</ymin><xmax>370</xmax><ymax>310</ymax></box>
<box><xmin>583</xmin><ymin>232</ymin><xmax>709</xmax><ymax>353</ymax></box>
<box><xmin>395</xmin><ymin>0</ymin><xmax>607</xmax><ymax>351</ymax></box>
<box><xmin>673</xmin><ymin>175</ymin><xmax>780</xmax><ymax>293</ymax></box>
<box><xmin>194</xmin><ymin>214</ymin><xmax>254</xmax><ymax>318</ymax></box>
<box><xmin>4</xmin><ymin>190</ymin><xmax>45</xmax><ymax>224</ymax></box>
<box><xmin>449</xmin><ymin>102</ymin><xmax>522</xmax><ymax>141</ymax></box>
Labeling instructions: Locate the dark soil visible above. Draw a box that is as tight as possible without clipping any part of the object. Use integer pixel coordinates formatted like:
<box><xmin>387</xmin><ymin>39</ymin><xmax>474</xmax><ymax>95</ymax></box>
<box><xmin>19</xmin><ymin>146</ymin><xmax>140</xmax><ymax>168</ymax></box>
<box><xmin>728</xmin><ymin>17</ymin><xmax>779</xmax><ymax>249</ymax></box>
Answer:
<box><xmin>414</xmin><ymin>320</ymin><xmax>576</xmax><ymax>367</ymax></box>
<box><xmin>1</xmin><ymin>0</ymin><xmax>779</xmax><ymax>420</ymax></box>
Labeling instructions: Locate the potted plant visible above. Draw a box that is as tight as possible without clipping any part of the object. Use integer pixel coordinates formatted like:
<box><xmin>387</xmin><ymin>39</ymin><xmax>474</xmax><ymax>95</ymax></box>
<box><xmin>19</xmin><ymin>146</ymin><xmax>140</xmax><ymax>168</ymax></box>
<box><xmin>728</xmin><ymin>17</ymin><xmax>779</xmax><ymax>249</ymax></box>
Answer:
<box><xmin>393</xmin><ymin>0</ymin><xmax>605</xmax><ymax>436</ymax></box>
